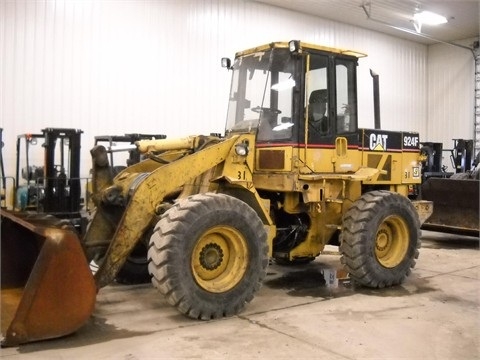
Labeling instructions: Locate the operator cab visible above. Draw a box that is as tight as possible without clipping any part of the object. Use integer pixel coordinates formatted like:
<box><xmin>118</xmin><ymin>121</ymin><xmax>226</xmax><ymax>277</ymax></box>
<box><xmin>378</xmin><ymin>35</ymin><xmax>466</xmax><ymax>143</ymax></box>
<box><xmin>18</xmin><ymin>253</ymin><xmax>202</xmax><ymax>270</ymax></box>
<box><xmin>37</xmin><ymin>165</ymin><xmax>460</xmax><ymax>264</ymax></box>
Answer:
<box><xmin>224</xmin><ymin>40</ymin><xmax>362</xmax><ymax>147</ymax></box>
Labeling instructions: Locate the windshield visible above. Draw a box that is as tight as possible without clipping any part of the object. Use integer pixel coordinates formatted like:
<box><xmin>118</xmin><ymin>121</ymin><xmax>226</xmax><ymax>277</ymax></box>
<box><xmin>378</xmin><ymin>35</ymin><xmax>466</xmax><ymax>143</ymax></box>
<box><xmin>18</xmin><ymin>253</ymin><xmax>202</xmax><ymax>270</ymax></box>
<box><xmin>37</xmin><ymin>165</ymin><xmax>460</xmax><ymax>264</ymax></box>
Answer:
<box><xmin>225</xmin><ymin>48</ymin><xmax>295</xmax><ymax>141</ymax></box>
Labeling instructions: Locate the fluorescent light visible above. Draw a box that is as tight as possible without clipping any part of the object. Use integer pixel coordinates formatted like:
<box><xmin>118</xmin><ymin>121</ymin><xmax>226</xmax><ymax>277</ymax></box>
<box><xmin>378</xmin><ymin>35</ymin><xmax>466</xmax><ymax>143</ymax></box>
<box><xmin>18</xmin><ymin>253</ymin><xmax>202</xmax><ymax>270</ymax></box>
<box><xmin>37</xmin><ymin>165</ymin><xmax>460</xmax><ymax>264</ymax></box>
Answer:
<box><xmin>413</xmin><ymin>11</ymin><xmax>448</xmax><ymax>25</ymax></box>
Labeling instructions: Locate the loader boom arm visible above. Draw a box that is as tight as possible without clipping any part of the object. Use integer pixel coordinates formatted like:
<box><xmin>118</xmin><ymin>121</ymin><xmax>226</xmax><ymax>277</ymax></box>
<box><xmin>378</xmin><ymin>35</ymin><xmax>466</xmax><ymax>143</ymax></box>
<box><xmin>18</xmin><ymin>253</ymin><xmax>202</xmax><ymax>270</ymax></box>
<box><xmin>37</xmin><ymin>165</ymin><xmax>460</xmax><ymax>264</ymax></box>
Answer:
<box><xmin>90</xmin><ymin>136</ymin><xmax>239</xmax><ymax>288</ymax></box>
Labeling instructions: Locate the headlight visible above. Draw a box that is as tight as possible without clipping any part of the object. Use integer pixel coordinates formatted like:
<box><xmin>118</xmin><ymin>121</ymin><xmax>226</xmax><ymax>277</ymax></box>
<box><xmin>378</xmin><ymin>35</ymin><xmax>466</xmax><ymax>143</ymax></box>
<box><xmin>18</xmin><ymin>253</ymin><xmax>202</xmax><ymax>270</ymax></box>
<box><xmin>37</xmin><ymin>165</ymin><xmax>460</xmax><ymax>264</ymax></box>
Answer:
<box><xmin>235</xmin><ymin>143</ymin><xmax>249</xmax><ymax>156</ymax></box>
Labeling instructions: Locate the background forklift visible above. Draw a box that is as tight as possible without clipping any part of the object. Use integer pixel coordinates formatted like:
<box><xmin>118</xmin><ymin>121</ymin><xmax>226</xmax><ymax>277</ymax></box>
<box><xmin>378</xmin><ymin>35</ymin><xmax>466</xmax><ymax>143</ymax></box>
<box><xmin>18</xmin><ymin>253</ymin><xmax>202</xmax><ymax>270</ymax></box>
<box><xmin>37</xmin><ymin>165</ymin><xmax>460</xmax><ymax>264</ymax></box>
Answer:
<box><xmin>94</xmin><ymin>133</ymin><xmax>166</xmax><ymax>173</ymax></box>
<box><xmin>0</xmin><ymin>128</ymin><xmax>7</xmax><ymax>209</ymax></box>
<box><xmin>420</xmin><ymin>139</ymin><xmax>479</xmax><ymax>236</ymax></box>
<box><xmin>13</xmin><ymin>128</ymin><xmax>87</xmax><ymax>233</ymax></box>
<box><xmin>91</xmin><ymin>133</ymin><xmax>167</xmax><ymax>283</ymax></box>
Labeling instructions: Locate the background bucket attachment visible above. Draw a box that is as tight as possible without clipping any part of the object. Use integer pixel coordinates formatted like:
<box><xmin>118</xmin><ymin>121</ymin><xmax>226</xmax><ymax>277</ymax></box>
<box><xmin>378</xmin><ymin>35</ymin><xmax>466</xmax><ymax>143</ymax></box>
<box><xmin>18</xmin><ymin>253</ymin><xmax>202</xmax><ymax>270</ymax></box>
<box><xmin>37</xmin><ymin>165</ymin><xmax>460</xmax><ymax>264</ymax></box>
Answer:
<box><xmin>421</xmin><ymin>178</ymin><xmax>479</xmax><ymax>237</ymax></box>
<box><xmin>1</xmin><ymin>210</ymin><xmax>97</xmax><ymax>346</ymax></box>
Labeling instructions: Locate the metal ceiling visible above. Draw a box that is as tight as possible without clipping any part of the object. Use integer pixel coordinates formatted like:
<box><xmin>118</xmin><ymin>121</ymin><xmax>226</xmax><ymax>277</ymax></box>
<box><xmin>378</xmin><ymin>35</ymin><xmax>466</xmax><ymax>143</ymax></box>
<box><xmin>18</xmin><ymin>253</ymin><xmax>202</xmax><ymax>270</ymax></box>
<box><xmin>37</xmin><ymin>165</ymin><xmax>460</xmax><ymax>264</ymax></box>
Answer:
<box><xmin>253</xmin><ymin>0</ymin><xmax>479</xmax><ymax>47</ymax></box>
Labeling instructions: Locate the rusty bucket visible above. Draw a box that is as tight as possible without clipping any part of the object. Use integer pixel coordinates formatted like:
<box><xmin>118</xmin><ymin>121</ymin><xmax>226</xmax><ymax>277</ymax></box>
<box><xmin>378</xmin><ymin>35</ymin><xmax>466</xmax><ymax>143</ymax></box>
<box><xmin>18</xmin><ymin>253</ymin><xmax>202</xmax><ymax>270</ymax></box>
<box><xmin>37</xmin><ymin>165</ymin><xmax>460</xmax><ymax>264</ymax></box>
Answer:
<box><xmin>1</xmin><ymin>210</ymin><xmax>97</xmax><ymax>346</ymax></box>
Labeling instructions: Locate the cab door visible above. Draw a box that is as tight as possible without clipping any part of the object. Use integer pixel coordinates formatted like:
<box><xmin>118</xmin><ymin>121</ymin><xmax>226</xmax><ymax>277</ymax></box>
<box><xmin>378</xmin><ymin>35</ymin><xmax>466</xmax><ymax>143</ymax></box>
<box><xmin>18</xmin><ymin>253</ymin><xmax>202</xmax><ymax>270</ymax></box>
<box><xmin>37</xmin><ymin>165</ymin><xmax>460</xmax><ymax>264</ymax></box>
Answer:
<box><xmin>302</xmin><ymin>52</ymin><xmax>360</xmax><ymax>173</ymax></box>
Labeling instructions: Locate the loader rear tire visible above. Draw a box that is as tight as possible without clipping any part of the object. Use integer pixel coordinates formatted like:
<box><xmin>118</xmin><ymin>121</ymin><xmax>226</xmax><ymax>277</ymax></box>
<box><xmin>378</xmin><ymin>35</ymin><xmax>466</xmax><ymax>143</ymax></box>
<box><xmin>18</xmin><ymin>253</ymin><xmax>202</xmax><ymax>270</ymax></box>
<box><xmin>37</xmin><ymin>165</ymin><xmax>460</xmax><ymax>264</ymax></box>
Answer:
<box><xmin>148</xmin><ymin>193</ymin><xmax>269</xmax><ymax>319</ymax></box>
<box><xmin>339</xmin><ymin>190</ymin><xmax>420</xmax><ymax>288</ymax></box>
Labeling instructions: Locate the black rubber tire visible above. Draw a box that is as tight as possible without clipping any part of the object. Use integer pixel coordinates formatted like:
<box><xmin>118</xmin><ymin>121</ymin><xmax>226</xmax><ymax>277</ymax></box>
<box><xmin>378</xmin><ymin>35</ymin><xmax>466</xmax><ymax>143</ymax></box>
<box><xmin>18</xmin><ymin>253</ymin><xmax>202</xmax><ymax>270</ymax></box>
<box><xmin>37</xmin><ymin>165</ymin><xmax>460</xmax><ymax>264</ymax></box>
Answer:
<box><xmin>148</xmin><ymin>193</ymin><xmax>269</xmax><ymax>319</ymax></box>
<box><xmin>115</xmin><ymin>231</ymin><xmax>151</xmax><ymax>284</ymax></box>
<box><xmin>87</xmin><ymin>224</ymin><xmax>151</xmax><ymax>285</ymax></box>
<box><xmin>339</xmin><ymin>190</ymin><xmax>421</xmax><ymax>288</ymax></box>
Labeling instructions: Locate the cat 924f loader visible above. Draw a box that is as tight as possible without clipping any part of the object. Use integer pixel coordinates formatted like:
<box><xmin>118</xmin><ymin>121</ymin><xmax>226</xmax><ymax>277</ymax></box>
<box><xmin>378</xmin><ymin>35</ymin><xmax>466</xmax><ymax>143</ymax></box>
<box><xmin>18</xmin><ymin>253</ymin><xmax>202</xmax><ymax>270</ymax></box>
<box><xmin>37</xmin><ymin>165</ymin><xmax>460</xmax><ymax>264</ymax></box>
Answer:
<box><xmin>1</xmin><ymin>40</ymin><xmax>432</xmax><ymax>346</ymax></box>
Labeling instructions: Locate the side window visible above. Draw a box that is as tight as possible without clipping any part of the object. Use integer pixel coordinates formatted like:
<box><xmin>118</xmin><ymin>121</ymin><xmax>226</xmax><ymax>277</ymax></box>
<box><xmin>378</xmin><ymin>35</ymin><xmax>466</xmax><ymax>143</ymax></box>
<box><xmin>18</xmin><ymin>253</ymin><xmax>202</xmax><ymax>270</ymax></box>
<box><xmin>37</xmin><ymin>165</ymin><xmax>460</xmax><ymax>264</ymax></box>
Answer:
<box><xmin>274</xmin><ymin>71</ymin><xmax>294</xmax><ymax>121</ymax></box>
<box><xmin>336</xmin><ymin>59</ymin><xmax>357</xmax><ymax>134</ymax></box>
<box><xmin>306</xmin><ymin>55</ymin><xmax>329</xmax><ymax>143</ymax></box>
<box><xmin>256</xmin><ymin>49</ymin><xmax>296</xmax><ymax>142</ymax></box>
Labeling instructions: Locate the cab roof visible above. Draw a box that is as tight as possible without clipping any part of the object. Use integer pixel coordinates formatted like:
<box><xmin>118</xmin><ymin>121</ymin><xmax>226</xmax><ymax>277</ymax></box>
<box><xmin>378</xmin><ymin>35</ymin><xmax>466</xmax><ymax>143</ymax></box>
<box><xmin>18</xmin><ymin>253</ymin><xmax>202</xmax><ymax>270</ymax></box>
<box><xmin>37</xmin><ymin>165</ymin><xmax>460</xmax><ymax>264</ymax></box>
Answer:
<box><xmin>235</xmin><ymin>41</ymin><xmax>367</xmax><ymax>59</ymax></box>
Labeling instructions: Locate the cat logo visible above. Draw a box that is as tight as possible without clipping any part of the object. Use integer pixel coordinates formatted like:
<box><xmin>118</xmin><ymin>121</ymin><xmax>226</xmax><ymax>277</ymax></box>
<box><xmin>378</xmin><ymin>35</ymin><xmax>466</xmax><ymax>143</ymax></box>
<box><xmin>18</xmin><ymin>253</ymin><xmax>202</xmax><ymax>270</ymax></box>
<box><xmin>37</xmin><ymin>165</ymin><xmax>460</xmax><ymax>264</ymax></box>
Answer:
<box><xmin>369</xmin><ymin>133</ymin><xmax>388</xmax><ymax>151</ymax></box>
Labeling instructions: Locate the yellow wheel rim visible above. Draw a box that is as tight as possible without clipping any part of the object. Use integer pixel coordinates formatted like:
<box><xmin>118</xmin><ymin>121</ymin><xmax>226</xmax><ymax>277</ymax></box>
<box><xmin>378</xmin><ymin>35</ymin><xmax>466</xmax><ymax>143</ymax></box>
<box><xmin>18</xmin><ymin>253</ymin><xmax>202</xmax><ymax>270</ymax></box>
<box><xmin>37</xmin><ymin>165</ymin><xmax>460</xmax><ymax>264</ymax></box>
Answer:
<box><xmin>191</xmin><ymin>225</ymin><xmax>249</xmax><ymax>293</ymax></box>
<box><xmin>374</xmin><ymin>215</ymin><xmax>409</xmax><ymax>268</ymax></box>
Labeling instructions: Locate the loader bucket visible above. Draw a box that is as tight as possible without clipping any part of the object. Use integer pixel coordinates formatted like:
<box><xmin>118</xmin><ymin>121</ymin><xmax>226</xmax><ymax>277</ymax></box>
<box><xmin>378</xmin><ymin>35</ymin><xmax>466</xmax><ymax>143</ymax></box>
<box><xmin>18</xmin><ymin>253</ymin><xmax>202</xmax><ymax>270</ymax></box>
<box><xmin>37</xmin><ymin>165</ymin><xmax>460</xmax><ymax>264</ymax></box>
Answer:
<box><xmin>1</xmin><ymin>210</ymin><xmax>97</xmax><ymax>346</ymax></box>
<box><xmin>421</xmin><ymin>178</ymin><xmax>480</xmax><ymax>237</ymax></box>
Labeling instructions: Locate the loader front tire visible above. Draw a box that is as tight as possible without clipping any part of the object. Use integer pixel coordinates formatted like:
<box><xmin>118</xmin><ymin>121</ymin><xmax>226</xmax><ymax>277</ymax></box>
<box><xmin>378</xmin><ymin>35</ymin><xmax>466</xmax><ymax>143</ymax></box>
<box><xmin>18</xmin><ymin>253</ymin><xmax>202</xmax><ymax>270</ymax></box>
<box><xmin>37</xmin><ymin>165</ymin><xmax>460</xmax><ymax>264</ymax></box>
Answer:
<box><xmin>148</xmin><ymin>193</ymin><xmax>269</xmax><ymax>319</ymax></box>
<box><xmin>339</xmin><ymin>190</ymin><xmax>420</xmax><ymax>288</ymax></box>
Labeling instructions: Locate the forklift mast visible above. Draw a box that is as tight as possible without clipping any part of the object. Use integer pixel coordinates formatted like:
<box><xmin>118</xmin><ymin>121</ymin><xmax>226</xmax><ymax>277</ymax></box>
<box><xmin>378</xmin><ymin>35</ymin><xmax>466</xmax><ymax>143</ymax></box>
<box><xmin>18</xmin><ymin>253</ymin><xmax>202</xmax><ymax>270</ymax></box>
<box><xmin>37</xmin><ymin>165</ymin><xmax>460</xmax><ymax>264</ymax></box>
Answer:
<box><xmin>421</xmin><ymin>139</ymin><xmax>475</xmax><ymax>179</ymax></box>
<box><xmin>94</xmin><ymin>133</ymin><xmax>167</xmax><ymax>168</ymax></box>
<box><xmin>0</xmin><ymin>128</ymin><xmax>6</xmax><ymax>208</ymax></box>
<box><xmin>15</xmin><ymin>128</ymin><xmax>83</xmax><ymax>216</ymax></box>
<box><xmin>43</xmin><ymin>128</ymin><xmax>83</xmax><ymax>213</ymax></box>
<box><xmin>451</xmin><ymin>139</ymin><xmax>473</xmax><ymax>173</ymax></box>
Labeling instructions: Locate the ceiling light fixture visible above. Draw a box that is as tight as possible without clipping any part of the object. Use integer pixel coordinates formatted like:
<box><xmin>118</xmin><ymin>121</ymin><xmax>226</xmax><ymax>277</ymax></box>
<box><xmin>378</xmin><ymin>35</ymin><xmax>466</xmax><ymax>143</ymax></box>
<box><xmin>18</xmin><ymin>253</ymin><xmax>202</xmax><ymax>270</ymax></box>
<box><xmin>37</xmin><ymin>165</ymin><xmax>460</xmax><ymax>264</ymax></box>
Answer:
<box><xmin>413</xmin><ymin>10</ymin><xmax>448</xmax><ymax>33</ymax></box>
<box><xmin>413</xmin><ymin>11</ymin><xmax>448</xmax><ymax>26</ymax></box>
<box><xmin>360</xmin><ymin>3</ymin><xmax>472</xmax><ymax>53</ymax></box>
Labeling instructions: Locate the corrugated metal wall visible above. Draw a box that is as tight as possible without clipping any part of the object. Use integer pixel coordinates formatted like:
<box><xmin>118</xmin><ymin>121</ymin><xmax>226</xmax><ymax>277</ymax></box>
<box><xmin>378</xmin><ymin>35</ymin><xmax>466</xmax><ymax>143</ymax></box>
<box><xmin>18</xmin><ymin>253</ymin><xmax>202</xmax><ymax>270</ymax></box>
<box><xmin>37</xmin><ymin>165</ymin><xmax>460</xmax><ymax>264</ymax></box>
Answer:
<box><xmin>427</xmin><ymin>38</ymin><xmax>476</xmax><ymax>155</ymax></box>
<box><xmin>0</xmin><ymin>0</ymin><xmax>469</xmax><ymax>182</ymax></box>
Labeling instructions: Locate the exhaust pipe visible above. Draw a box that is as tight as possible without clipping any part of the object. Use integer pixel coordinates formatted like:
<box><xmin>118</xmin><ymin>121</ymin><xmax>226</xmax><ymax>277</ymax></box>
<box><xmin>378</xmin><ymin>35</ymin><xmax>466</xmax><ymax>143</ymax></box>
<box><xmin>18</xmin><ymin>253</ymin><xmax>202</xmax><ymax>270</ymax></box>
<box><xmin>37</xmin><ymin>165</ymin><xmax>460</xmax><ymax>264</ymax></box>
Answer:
<box><xmin>370</xmin><ymin>69</ymin><xmax>381</xmax><ymax>129</ymax></box>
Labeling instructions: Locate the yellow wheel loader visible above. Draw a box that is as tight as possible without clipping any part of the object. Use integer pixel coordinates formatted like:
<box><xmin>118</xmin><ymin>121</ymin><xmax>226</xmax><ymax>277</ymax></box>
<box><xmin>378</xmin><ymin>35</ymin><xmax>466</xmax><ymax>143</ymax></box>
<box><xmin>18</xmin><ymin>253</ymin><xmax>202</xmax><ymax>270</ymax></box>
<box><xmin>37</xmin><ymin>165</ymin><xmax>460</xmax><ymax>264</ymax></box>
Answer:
<box><xmin>1</xmin><ymin>40</ymin><xmax>432</xmax><ymax>346</ymax></box>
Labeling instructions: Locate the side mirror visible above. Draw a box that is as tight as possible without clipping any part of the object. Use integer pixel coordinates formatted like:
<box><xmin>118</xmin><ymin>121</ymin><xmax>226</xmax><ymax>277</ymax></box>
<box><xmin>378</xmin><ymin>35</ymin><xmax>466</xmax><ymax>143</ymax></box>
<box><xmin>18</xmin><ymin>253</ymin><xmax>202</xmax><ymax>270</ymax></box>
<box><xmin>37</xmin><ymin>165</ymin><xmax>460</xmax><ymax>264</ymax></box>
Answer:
<box><xmin>221</xmin><ymin>57</ymin><xmax>232</xmax><ymax>70</ymax></box>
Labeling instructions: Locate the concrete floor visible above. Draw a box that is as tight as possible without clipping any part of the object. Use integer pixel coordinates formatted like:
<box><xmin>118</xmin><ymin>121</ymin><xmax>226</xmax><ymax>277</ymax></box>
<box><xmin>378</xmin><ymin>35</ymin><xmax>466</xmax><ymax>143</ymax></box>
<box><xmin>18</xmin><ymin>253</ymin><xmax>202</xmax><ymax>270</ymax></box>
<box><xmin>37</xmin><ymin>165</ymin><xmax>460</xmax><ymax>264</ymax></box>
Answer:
<box><xmin>1</xmin><ymin>231</ymin><xmax>479</xmax><ymax>359</ymax></box>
